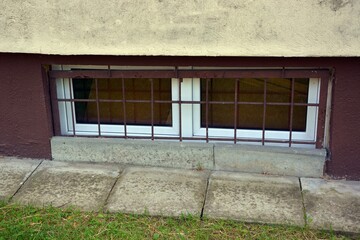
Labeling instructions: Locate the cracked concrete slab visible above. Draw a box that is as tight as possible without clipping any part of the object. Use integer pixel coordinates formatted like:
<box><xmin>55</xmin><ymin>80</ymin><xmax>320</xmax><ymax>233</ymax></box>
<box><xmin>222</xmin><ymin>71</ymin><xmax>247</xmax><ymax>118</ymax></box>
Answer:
<box><xmin>204</xmin><ymin>171</ymin><xmax>304</xmax><ymax>226</ymax></box>
<box><xmin>0</xmin><ymin>157</ymin><xmax>42</xmax><ymax>201</ymax></box>
<box><xmin>301</xmin><ymin>178</ymin><xmax>360</xmax><ymax>233</ymax></box>
<box><xmin>105</xmin><ymin>167</ymin><xmax>209</xmax><ymax>216</ymax></box>
<box><xmin>12</xmin><ymin>161</ymin><xmax>122</xmax><ymax>211</ymax></box>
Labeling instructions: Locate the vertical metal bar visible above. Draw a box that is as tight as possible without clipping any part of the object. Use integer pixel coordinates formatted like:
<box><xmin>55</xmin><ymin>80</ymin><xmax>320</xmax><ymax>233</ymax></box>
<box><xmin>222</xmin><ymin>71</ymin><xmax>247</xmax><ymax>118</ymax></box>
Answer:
<box><xmin>159</xmin><ymin>79</ymin><xmax>161</xmax><ymax>124</ymax></box>
<box><xmin>210</xmin><ymin>78</ymin><xmax>213</xmax><ymax>126</ymax></box>
<box><xmin>107</xmin><ymin>65</ymin><xmax>112</xmax><ymax>123</ymax></box>
<box><xmin>95</xmin><ymin>78</ymin><xmax>101</xmax><ymax>136</ymax></box>
<box><xmin>68</xmin><ymin>79</ymin><xmax>76</xmax><ymax>136</ymax></box>
<box><xmin>132</xmin><ymin>79</ymin><xmax>136</xmax><ymax>124</ymax></box>
<box><xmin>151</xmin><ymin>78</ymin><xmax>154</xmax><ymax>140</ymax></box>
<box><xmin>47</xmin><ymin>67</ymin><xmax>61</xmax><ymax>136</ymax></box>
<box><xmin>178</xmin><ymin>78</ymin><xmax>182</xmax><ymax>142</ymax></box>
<box><xmin>122</xmin><ymin>78</ymin><xmax>127</xmax><ymax>138</ymax></box>
<box><xmin>206</xmin><ymin>78</ymin><xmax>210</xmax><ymax>143</ymax></box>
<box><xmin>262</xmin><ymin>79</ymin><xmax>267</xmax><ymax>145</ymax></box>
<box><xmin>234</xmin><ymin>79</ymin><xmax>239</xmax><ymax>144</ymax></box>
<box><xmin>316</xmin><ymin>73</ymin><xmax>330</xmax><ymax>148</ymax></box>
<box><xmin>289</xmin><ymin>78</ymin><xmax>295</xmax><ymax>147</ymax></box>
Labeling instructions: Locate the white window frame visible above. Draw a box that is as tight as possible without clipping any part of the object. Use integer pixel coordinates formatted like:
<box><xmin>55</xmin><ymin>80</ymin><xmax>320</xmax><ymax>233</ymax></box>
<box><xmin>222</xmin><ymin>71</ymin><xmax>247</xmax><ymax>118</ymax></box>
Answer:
<box><xmin>55</xmin><ymin>65</ymin><xmax>180</xmax><ymax>137</ymax></box>
<box><xmin>190</xmin><ymin>78</ymin><xmax>320</xmax><ymax>143</ymax></box>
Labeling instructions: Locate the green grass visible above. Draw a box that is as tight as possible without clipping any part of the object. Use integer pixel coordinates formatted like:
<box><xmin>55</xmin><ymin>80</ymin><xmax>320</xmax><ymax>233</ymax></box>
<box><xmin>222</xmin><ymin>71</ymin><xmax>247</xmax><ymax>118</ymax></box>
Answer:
<box><xmin>0</xmin><ymin>201</ymin><xmax>355</xmax><ymax>240</ymax></box>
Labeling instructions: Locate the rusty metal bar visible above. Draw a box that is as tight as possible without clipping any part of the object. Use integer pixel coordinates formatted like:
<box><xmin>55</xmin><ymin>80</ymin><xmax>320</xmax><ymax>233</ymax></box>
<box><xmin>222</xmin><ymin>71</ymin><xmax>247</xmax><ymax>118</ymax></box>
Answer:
<box><xmin>178</xmin><ymin>78</ymin><xmax>183</xmax><ymax>141</ymax></box>
<box><xmin>50</xmin><ymin>68</ymin><xmax>330</xmax><ymax>79</ymax></box>
<box><xmin>234</xmin><ymin>79</ymin><xmax>239</xmax><ymax>144</ymax></box>
<box><xmin>56</xmin><ymin>98</ymin><xmax>320</xmax><ymax>107</ymax></box>
<box><xmin>150</xmin><ymin>78</ymin><xmax>154</xmax><ymax>140</ymax></box>
<box><xmin>262</xmin><ymin>79</ymin><xmax>267</xmax><ymax>145</ymax></box>
<box><xmin>132</xmin><ymin>79</ymin><xmax>137</xmax><ymax>126</ymax></box>
<box><xmin>205</xmin><ymin>78</ymin><xmax>210</xmax><ymax>143</ymax></box>
<box><xmin>68</xmin><ymin>79</ymin><xmax>76</xmax><ymax>136</ymax></box>
<box><xmin>122</xmin><ymin>78</ymin><xmax>127</xmax><ymax>138</ymax></box>
<box><xmin>47</xmin><ymin>68</ymin><xmax>61</xmax><ymax>136</ymax></box>
<box><xmin>316</xmin><ymin>74</ymin><xmax>329</xmax><ymax>148</ymax></box>
<box><xmin>95</xmin><ymin>78</ymin><xmax>101</xmax><ymax>136</ymax></box>
<box><xmin>289</xmin><ymin>78</ymin><xmax>295</xmax><ymax>147</ymax></box>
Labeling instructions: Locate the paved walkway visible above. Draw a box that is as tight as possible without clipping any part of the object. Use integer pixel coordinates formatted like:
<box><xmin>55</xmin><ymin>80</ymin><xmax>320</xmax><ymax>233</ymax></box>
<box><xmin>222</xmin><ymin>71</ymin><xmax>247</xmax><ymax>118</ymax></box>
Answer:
<box><xmin>0</xmin><ymin>157</ymin><xmax>359</xmax><ymax>233</ymax></box>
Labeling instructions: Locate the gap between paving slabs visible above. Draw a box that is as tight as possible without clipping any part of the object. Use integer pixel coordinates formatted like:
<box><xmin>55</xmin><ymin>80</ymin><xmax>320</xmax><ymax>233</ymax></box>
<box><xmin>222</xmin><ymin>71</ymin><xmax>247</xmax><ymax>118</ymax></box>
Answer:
<box><xmin>103</xmin><ymin>166</ymin><xmax>209</xmax><ymax>217</ymax></box>
<box><xmin>9</xmin><ymin>160</ymin><xmax>44</xmax><ymax>201</ymax></box>
<box><xmin>11</xmin><ymin>161</ymin><xmax>123</xmax><ymax>211</ymax></box>
<box><xmin>0</xmin><ymin>158</ymin><xmax>43</xmax><ymax>202</ymax></box>
<box><xmin>5</xmin><ymin>158</ymin><xmax>307</xmax><ymax>226</ymax></box>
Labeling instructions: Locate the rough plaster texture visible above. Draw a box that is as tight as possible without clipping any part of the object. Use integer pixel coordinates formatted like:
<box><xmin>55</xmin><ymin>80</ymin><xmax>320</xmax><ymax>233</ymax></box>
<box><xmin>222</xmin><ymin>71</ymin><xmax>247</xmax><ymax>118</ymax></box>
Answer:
<box><xmin>204</xmin><ymin>171</ymin><xmax>305</xmax><ymax>226</ymax></box>
<box><xmin>0</xmin><ymin>0</ymin><xmax>359</xmax><ymax>56</ymax></box>
<box><xmin>301</xmin><ymin>178</ymin><xmax>360</xmax><ymax>233</ymax></box>
<box><xmin>12</xmin><ymin>161</ymin><xmax>122</xmax><ymax>211</ymax></box>
<box><xmin>215</xmin><ymin>144</ymin><xmax>326</xmax><ymax>177</ymax></box>
<box><xmin>105</xmin><ymin>167</ymin><xmax>209</xmax><ymax>216</ymax></box>
<box><xmin>51</xmin><ymin>137</ymin><xmax>213</xmax><ymax>170</ymax></box>
<box><xmin>0</xmin><ymin>157</ymin><xmax>42</xmax><ymax>200</ymax></box>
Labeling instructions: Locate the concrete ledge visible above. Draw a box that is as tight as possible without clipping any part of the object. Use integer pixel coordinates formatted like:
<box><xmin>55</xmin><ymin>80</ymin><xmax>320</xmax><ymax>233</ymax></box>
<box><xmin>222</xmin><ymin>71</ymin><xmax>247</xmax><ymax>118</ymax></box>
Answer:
<box><xmin>51</xmin><ymin>137</ymin><xmax>214</xmax><ymax>170</ymax></box>
<box><xmin>214</xmin><ymin>144</ymin><xmax>326</xmax><ymax>177</ymax></box>
<box><xmin>52</xmin><ymin>137</ymin><xmax>326</xmax><ymax>177</ymax></box>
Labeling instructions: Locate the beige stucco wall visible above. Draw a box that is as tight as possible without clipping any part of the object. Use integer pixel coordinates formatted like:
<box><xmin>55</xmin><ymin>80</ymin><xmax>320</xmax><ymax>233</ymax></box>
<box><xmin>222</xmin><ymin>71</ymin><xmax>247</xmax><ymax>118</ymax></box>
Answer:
<box><xmin>0</xmin><ymin>0</ymin><xmax>359</xmax><ymax>56</ymax></box>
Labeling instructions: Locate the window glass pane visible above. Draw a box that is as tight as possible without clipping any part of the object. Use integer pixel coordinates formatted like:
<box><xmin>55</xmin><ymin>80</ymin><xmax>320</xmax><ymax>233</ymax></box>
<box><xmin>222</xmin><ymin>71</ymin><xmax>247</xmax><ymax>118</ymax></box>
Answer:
<box><xmin>239</xmin><ymin>78</ymin><xmax>264</xmax><ymax>102</ymax></box>
<box><xmin>72</xmin><ymin>78</ymin><xmax>172</xmax><ymax>126</ymax></box>
<box><xmin>238</xmin><ymin>104</ymin><xmax>263</xmax><ymax>129</ymax></box>
<box><xmin>201</xmin><ymin>78</ymin><xmax>309</xmax><ymax>131</ymax></box>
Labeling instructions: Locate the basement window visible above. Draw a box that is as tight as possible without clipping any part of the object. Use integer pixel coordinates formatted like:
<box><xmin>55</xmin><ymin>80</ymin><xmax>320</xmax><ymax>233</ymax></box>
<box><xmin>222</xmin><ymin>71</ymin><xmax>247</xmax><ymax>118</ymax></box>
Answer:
<box><xmin>51</xmin><ymin>65</ymin><xmax>329</xmax><ymax>148</ymax></box>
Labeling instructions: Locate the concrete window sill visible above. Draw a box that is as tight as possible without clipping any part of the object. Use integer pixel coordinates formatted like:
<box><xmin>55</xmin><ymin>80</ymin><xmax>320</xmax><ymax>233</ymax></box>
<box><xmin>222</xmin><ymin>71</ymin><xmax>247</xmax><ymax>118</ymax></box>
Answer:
<box><xmin>51</xmin><ymin>136</ymin><xmax>326</xmax><ymax>178</ymax></box>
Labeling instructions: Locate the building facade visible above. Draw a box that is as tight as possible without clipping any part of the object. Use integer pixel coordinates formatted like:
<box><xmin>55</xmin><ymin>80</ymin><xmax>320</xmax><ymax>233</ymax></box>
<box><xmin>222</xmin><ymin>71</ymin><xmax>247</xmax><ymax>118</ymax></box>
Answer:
<box><xmin>1</xmin><ymin>0</ymin><xmax>359</xmax><ymax>179</ymax></box>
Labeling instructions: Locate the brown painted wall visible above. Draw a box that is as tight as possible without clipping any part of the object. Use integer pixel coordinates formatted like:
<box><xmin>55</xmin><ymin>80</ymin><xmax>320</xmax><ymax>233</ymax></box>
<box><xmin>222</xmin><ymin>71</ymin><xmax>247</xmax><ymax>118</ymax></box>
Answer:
<box><xmin>0</xmin><ymin>54</ymin><xmax>359</xmax><ymax>179</ymax></box>
<box><xmin>0</xmin><ymin>54</ymin><xmax>53</xmax><ymax>158</ymax></box>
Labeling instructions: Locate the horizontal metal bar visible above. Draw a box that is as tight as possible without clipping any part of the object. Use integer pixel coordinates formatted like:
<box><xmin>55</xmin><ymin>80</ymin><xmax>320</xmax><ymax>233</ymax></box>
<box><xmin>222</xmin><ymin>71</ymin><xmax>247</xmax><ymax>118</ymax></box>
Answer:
<box><xmin>50</xmin><ymin>70</ymin><xmax>176</xmax><ymax>79</ymax></box>
<box><xmin>58</xmin><ymin>134</ymin><xmax>316</xmax><ymax>145</ymax></box>
<box><xmin>50</xmin><ymin>68</ymin><xmax>330</xmax><ymax>79</ymax></box>
<box><xmin>57</xmin><ymin>98</ymin><xmax>319</xmax><ymax>107</ymax></box>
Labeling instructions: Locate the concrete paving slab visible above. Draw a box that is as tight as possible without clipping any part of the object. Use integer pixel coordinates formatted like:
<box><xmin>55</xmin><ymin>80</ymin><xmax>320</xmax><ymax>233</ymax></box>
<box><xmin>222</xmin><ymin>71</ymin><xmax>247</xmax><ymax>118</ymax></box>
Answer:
<box><xmin>105</xmin><ymin>167</ymin><xmax>209</xmax><ymax>216</ymax></box>
<box><xmin>0</xmin><ymin>157</ymin><xmax>42</xmax><ymax>201</ymax></box>
<box><xmin>12</xmin><ymin>161</ymin><xmax>122</xmax><ymax>211</ymax></box>
<box><xmin>301</xmin><ymin>178</ymin><xmax>360</xmax><ymax>233</ymax></box>
<box><xmin>204</xmin><ymin>171</ymin><xmax>305</xmax><ymax>226</ymax></box>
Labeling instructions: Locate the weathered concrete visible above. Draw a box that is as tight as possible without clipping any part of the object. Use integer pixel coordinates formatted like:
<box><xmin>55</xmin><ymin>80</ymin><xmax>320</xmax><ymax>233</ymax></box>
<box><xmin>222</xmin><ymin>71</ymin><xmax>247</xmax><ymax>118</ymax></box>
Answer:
<box><xmin>204</xmin><ymin>171</ymin><xmax>305</xmax><ymax>226</ymax></box>
<box><xmin>51</xmin><ymin>137</ymin><xmax>213</xmax><ymax>170</ymax></box>
<box><xmin>215</xmin><ymin>144</ymin><xmax>326</xmax><ymax>177</ymax></box>
<box><xmin>1</xmin><ymin>0</ymin><xmax>360</xmax><ymax>56</ymax></box>
<box><xmin>301</xmin><ymin>178</ymin><xmax>360</xmax><ymax>233</ymax></box>
<box><xmin>105</xmin><ymin>167</ymin><xmax>209</xmax><ymax>216</ymax></box>
<box><xmin>12</xmin><ymin>161</ymin><xmax>122</xmax><ymax>211</ymax></box>
<box><xmin>0</xmin><ymin>157</ymin><xmax>42</xmax><ymax>200</ymax></box>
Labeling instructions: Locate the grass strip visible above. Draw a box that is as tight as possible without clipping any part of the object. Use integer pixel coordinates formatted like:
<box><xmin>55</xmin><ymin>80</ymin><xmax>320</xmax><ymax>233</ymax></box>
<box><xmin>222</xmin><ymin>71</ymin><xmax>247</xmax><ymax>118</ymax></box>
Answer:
<box><xmin>0</xmin><ymin>201</ymin><xmax>355</xmax><ymax>240</ymax></box>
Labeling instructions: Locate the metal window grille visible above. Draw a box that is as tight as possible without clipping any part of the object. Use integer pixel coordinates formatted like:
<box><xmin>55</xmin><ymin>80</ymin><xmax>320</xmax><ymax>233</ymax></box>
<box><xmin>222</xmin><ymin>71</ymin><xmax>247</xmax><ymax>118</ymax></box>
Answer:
<box><xmin>49</xmin><ymin>66</ymin><xmax>331</xmax><ymax>148</ymax></box>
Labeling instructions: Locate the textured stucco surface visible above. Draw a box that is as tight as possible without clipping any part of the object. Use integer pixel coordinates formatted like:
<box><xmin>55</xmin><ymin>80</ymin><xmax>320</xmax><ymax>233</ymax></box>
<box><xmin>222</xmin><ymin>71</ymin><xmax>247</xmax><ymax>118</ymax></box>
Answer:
<box><xmin>0</xmin><ymin>0</ymin><xmax>359</xmax><ymax>56</ymax></box>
